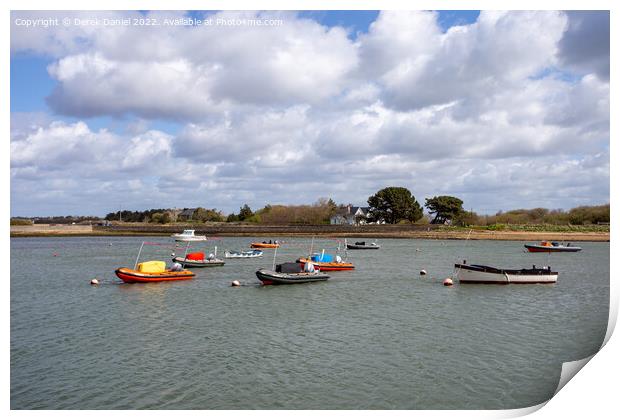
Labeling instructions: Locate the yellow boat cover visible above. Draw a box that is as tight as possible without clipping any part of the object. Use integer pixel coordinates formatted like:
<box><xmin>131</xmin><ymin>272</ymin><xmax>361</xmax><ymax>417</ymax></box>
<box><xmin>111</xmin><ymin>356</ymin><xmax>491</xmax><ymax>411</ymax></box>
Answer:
<box><xmin>137</xmin><ymin>260</ymin><xmax>166</xmax><ymax>273</ymax></box>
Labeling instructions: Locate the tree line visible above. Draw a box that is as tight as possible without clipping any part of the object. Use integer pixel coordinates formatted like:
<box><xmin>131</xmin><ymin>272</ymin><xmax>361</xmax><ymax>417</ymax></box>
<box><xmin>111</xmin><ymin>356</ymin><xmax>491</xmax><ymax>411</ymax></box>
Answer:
<box><xmin>13</xmin><ymin>186</ymin><xmax>610</xmax><ymax>227</ymax></box>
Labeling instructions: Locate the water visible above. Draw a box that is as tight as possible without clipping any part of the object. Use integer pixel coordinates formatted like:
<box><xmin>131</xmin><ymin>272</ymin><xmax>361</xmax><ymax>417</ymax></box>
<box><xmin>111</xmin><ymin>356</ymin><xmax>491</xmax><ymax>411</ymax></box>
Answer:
<box><xmin>10</xmin><ymin>236</ymin><xmax>609</xmax><ymax>409</ymax></box>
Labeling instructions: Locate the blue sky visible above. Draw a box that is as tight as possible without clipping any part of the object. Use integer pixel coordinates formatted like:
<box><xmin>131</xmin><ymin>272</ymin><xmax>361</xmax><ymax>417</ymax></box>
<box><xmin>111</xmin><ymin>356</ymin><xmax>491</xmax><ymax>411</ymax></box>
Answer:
<box><xmin>10</xmin><ymin>10</ymin><xmax>610</xmax><ymax>217</ymax></box>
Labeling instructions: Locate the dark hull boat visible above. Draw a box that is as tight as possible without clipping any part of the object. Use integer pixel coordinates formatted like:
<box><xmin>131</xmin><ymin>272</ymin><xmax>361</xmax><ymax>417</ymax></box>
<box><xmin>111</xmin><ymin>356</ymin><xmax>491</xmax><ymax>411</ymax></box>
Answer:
<box><xmin>256</xmin><ymin>269</ymin><xmax>330</xmax><ymax>285</ymax></box>
<box><xmin>346</xmin><ymin>241</ymin><xmax>380</xmax><ymax>250</ymax></box>
<box><xmin>454</xmin><ymin>263</ymin><xmax>558</xmax><ymax>284</ymax></box>
<box><xmin>524</xmin><ymin>241</ymin><xmax>582</xmax><ymax>252</ymax></box>
<box><xmin>256</xmin><ymin>262</ymin><xmax>329</xmax><ymax>285</ymax></box>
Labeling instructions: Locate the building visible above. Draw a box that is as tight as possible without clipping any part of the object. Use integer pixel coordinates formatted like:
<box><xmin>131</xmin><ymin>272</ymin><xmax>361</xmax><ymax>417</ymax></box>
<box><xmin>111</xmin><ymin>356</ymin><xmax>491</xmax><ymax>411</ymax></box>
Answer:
<box><xmin>330</xmin><ymin>205</ymin><xmax>379</xmax><ymax>225</ymax></box>
<box><xmin>177</xmin><ymin>208</ymin><xmax>197</xmax><ymax>221</ymax></box>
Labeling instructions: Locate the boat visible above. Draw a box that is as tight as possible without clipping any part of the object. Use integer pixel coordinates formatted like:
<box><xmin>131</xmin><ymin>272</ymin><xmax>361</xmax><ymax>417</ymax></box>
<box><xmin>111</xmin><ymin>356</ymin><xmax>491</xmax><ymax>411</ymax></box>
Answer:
<box><xmin>256</xmin><ymin>262</ymin><xmax>330</xmax><ymax>285</ymax></box>
<box><xmin>115</xmin><ymin>260</ymin><xmax>195</xmax><ymax>283</ymax></box>
<box><xmin>171</xmin><ymin>229</ymin><xmax>207</xmax><ymax>242</ymax></box>
<box><xmin>524</xmin><ymin>241</ymin><xmax>582</xmax><ymax>252</ymax></box>
<box><xmin>225</xmin><ymin>249</ymin><xmax>263</xmax><ymax>258</ymax></box>
<box><xmin>250</xmin><ymin>241</ymin><xmax>280</xmax><ymax>248</ymax></box>
<box><xmin>296</xmin><ymin>251</ymin><xmax>354</xmax><ymax>271</ymax></box>
<box><xmin>346</xmin><ymin>240</ymin><xmax>380</xmax><ymax>250</ymax></box>
<box><xmin>454</xmin><ymin>263</ymin><xmax>558</xmax><ymax>284</ymax></box>
<box><xmin>172</xmin><ymin>251</ymin><xmax>224</xmax><ymax>267</ymax></box>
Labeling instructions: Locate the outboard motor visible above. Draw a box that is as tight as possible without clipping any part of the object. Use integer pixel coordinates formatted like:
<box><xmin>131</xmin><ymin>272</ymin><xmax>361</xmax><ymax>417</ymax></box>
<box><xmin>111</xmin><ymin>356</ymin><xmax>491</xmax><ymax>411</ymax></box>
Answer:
<box><xmin>171</xmin><ymin>262</ymin><xmax>183</xmax><ymax>271</ymax></box>
<box><xmin>335</xmin><ymin>255</ymin><xmax>342</xmax><ymax>263</ymax></box>
<box><xmin>304</xmin><ymin>262</ymin><xmax>315</xmax><ymax>273</ymax></box>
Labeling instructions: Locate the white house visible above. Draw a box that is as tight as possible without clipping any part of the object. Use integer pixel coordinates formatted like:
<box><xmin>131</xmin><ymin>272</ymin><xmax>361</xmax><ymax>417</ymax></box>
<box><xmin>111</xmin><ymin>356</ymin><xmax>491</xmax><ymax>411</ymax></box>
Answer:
<box><xmin>330</xmin><ymin>205</ymin><xmax>380</xmax><ymax>225</ymax></box>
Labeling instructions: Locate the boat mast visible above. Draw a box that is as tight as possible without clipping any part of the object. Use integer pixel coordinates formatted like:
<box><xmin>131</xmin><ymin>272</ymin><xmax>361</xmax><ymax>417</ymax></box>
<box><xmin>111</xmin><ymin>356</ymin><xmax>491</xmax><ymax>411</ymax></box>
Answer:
<box><xmin>272</xmin><ymin>246</ymin><xmax>278</xmax><ymax>270</ymax></box>
<box><xmin>181</xmin><ymin>242</ymin><xmax>190</xmax><ymax>268</ymax></box>
<box><xmin>134</xmin><ymin>241</ymin><xmax>145</xmax><ymax>269</ymax></box>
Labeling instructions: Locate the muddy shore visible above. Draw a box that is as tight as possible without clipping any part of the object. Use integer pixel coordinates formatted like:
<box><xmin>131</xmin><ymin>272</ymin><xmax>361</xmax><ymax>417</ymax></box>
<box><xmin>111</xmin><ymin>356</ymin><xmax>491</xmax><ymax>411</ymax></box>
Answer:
<box><xmin>10</xmin><ymin>224</ymin><xmax>609</xmax><ymax>241</ymax></box>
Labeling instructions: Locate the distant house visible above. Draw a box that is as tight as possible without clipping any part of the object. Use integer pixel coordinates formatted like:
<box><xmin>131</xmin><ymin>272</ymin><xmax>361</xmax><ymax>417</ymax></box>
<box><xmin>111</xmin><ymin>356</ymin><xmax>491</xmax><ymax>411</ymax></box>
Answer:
<box><xmin>331</xmin><ymin>205</ymin><xmax>381</xmax><ymax>225</ymax></box>
<box><xmin>177</xmin><ymin>208</ymin><xmax>197</xmax><ymax>221</ymax></box>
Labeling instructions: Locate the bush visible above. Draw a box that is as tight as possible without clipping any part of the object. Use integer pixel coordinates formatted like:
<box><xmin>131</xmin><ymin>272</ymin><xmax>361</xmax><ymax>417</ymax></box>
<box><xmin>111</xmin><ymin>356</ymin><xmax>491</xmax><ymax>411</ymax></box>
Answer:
<box><xmin>10</xmin><ymin>218</ymin><xmax>33</xmax><ymax>226</ymax></box>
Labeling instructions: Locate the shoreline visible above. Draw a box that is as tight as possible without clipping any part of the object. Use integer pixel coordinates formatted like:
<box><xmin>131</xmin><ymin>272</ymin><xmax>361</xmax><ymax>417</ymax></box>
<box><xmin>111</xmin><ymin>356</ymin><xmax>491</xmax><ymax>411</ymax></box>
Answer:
<box><xmin>10</xmin><ymin>224</ymin><xmax>610</xmax><ymax>241</ymax></box>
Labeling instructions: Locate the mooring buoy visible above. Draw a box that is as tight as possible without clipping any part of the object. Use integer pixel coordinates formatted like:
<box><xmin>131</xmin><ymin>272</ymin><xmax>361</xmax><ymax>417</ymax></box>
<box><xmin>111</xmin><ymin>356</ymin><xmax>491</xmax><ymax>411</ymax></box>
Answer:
<box><xmin>231</xmin><ymin>280</ymin><xmax>241</xmax><ymax>287</ymax></box>
<box><xmin>90</xmin><ymin>278</ymin><xmax>99</xmax><ymax>285</ymax></box>
<box><xmin>443</xmin><ymin>278</ymin><xmax>453</xmax><ymax>286</ymax></box>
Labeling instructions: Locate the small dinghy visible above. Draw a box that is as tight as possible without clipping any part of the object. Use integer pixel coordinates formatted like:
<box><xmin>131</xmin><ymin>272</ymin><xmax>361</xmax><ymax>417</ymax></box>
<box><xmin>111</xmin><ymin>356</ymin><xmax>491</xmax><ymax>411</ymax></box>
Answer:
<box><xmin>454</xmin><ymin>263</ymin><xmax>558</xmax><ymax>284</ymax></box>
<box><xmin>115</xmin><ymin>261</ymin><xmax>195</xmax><ymax>283</ymax></box>
<box><xmin>225</xmin><ymin>249</ymin><xmax>263</xmax><ymax>258</ymax></box>
<box><xmin>172</xmin><ymin>251</ymin><xmax>224</xmax><ymax>267</ymax></box>
<box><xmin>256</xmin><ymin>262</ymin><xmax>330</xmax><ymax>285</ymax></box>
<box><xmin>346</xmin><ymin>240</ymin><xmax>380</xmax><ymax>250</ymax></box>
<box><xmin>250</xmin><ymin>241</ymin><xmax>280</xmax><ymax>248</ymax></box>
<box><xmin>524</xmin><ymin>241</ymin><xmax>582</xmax><ymax>252</ymax></box>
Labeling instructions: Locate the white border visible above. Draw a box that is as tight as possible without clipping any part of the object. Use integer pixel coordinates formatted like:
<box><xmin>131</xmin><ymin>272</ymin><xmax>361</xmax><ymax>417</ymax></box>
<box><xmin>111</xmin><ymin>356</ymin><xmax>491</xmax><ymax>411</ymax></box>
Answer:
<box><xmin>4</xmin><ymin>1</ymin><xmax>616</xmax><ymax>419</ymax></box>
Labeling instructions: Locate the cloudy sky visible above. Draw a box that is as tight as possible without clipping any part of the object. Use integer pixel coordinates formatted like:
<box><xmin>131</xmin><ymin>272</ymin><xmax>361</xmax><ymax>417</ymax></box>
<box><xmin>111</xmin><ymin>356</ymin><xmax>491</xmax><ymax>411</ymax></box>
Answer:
<box><xmin>10</xmin><ymin>10</ymin><xmax>609</xmax><ymax>217</ymax></box>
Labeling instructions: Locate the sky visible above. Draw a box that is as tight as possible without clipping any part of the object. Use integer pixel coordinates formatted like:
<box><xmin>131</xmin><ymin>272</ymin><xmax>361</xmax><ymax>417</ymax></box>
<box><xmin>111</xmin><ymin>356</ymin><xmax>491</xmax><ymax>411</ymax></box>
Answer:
<box><xmin>9</xmin><ymin>10</ymin><xmax>610</xmax><ymax>217</ymax></box>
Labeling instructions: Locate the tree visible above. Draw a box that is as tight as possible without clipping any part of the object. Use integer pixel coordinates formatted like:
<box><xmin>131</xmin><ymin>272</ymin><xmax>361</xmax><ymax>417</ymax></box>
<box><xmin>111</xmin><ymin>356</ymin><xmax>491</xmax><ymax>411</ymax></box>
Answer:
<box><xmin>425</xmin><ymin>196</ymin><xmax>464</xmax><ymax>224</ymax></box>
<box><xmin>367</xmin><ymin>186</ymin><xmax>423</xmax><ymax>224</ymax></box>
<box><xmin>239</xmin><ymin>204</ymin><xmax>254</xmax><ymax>221</ymax></box>
<box><xmin>194</xmin><ymin>207</ymin><xmax>224</xmax><ymax>222</ymax></box>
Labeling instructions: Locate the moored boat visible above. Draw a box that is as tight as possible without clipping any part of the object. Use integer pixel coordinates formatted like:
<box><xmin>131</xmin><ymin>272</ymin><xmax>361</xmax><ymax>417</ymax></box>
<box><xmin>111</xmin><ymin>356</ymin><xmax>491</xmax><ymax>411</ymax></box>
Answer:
<box><xmin>172</xmin><ymin>251</ymin><xmax>225</xmax><ymax>267</ymax></box>
<box><xmin>256</xmin><ymin>262</ymin><xmax>330</xmax><ymax>285</ymax></box>
<box><xmin>524</xmin><ymin>241</ymin><xmax>582</xmax><ymax>252</ymax></box>
<box><xmin>251</xmin><ymin>241</ymin><xmax>280</xmax><ymax>248</ymax></box>
<box><xmin>346</xmin><ymin>241</ymin><xmax>380</xmax><ymax>250</ymax></box>
<box><xmin>225</xmin><ymin>249</ymin><xmax>263</xmax><ymax>258</ymax></box>
<box><xmin>115</xmin><ymin>261</ymin><xmax>195</xmax><ymax>283</ymax></box>
<box><xmin>454</xmin><ymin>263</ymin><xmax>558</xmax><ymax>284</ymax></box>
<box><xmin>171</xmin><ymin>229</ymin><xmax>207</xmax><ymax>242</ymax></box>
<box><xmin>296</xmin><ymin>252</ymin><xmax>354</xmax><ymax>271</ymax></box>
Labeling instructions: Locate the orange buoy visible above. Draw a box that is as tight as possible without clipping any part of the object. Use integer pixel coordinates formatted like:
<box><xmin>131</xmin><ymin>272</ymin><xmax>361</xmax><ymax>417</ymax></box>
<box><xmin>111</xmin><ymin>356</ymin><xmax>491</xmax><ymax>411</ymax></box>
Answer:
<box><xmin>443</xmin><ymin>278</ymin><xmax>453</xmax><ymax>286</ymax></box>
<box><xmin>231</xmin><ymin>280</ymin><xmax>241</xmax><ymax>287</ymax></box>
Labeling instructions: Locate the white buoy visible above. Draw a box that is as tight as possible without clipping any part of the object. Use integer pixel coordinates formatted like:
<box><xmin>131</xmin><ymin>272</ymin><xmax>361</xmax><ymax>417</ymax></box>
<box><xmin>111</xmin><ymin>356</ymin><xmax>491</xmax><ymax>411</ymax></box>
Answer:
<box><xmin>420</xmin><ymin>269</ymin><xmax>427</xmax><ymax>275</ymax></box>
<box><xmin>443</xmin><ymin>278</ymin><xmax>453</xmax><ymax>286</ymax></box>
<box><xmin>231</xmin><ymin>280</ymin><xmax>241</xmax><ymax>287</ymax></box>
<box><xmin>171</xmin><ymin>252</ymin><xmax>176</xmax><ymax>257</ymax></box>
<box><xmin>90</xmin><ymin>278</ymin><xmax>99</xmax><ymax>285</ymax></box>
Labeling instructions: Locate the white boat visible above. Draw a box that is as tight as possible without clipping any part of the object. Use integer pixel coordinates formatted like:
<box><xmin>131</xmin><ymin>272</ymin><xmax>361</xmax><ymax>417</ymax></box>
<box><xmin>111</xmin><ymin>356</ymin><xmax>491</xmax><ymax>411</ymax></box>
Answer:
<box><xmin>225</xmin><ymin>249</ymin><xmax>263</xmax><ymax>258</ymax></box>
<box><xmin>171</xmin><ymin>229</ymin><xmax>207</xmax><ymax>242</ymax></box>
<box><xmin>454</xmin><ymin>263</ymin><xmax>558</xmax><ymax>284</ymax></box>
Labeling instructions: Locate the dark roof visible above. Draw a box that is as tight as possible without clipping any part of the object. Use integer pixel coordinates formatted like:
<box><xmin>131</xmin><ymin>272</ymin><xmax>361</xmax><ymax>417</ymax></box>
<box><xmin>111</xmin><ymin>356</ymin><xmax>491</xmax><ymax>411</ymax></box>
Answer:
<box><xmin>351</xmin><ymin>206</ymin><xmax>370</xmax><ymax>215</ymax></box>
<box><xmin>179</xmin><ymin>208</ymin><xmax>197</xmax><ymax>217</ymax></box>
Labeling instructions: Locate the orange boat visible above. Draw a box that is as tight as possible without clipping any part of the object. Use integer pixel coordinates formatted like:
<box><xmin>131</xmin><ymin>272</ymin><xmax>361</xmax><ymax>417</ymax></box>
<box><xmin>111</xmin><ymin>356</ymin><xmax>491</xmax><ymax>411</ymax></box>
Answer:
<box><xmin>250</xmin><ymin>242</ymin><xmax>280</xmax><ymax>249</ymax></box>
<box><xmin>296</xmin><ymin>257</ymin><xmax>354</xmax><ymax>271</ymax></box>
<box><xmin>115</xmin><ymin>260</ymin><xmax>195</xmax><ymax>283</ymax></box>
<box><xmin>115</xmin><ymin>267</ymin><xmax>195</xmax><ymax>283</ymax></box>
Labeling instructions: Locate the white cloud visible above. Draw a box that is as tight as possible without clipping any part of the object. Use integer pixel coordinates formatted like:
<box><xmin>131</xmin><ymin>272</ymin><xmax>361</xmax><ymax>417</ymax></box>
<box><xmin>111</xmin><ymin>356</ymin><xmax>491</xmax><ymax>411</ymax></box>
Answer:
<box><xmin>9</xmin><ymin>10</ymin><xmax>609</xmax><ymax>215</ymax></box>
<box><xmin>15</xmin><ymin>11</ymin><xmax>358</xmax><ymax>120</ymax></box>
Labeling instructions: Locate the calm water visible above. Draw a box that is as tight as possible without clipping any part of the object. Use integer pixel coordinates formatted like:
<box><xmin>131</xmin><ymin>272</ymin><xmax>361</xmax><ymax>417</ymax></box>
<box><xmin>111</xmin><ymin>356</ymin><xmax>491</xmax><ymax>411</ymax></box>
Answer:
<box><xmin>10</xmin><ymin>236</ymin><xmax>609</xmax><ymax>409</ymax></box>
